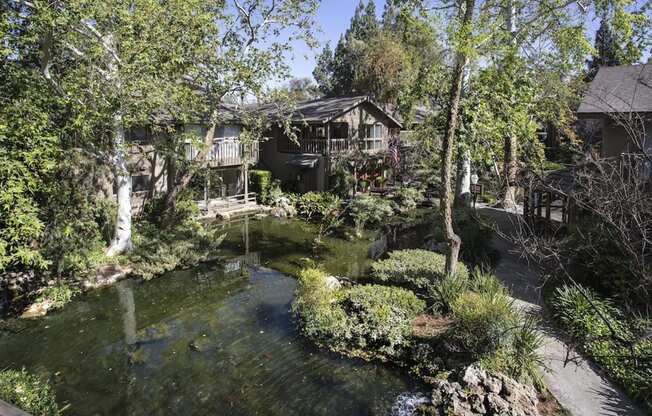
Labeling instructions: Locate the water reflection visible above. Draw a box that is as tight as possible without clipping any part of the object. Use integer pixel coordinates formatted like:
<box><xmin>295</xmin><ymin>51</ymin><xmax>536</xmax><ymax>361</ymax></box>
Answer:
<box><xmin>0</xmin><ymin>215</ymin><xmax>431</xmax><ymax>415</ymax></box>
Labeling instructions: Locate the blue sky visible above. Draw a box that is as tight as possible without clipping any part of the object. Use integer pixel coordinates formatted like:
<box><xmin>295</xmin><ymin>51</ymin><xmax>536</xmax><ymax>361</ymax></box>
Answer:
<box><xmin>284</xmin><ymin>0</ymin><xmax>650</xmax><ymax>83</ymax></box>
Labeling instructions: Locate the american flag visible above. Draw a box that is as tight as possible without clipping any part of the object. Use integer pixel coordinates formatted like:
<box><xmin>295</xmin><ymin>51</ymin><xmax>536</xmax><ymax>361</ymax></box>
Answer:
<box><xmin>389</xmin><ymin>134</ymin><xmax>401</xmax><ymax>169</ymax></box>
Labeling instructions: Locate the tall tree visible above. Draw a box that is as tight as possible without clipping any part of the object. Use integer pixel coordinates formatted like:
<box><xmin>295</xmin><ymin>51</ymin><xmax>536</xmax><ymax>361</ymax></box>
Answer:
<box><xmin>586</xmin><ymin>13</ymin><xmax>622</xmax><ymax>79</ymax></box>
<box><xmin>313</xmin><ymin>42</ymin><xmax>334</xmax><ymax>96</ymax></box>
<box><xmin>440</xmin><ymin>0</ymin><xmax>476</xmax><ymax>275</ymax></box>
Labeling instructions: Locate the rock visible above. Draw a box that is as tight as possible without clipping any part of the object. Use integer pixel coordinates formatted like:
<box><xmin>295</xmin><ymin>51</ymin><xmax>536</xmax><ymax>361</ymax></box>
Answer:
<box><xmin>486</xmin><ymin>392</ymin><xmax>510</xmax><ymax>414</ymax></box>
<box><xmin>324</xmin><ymin>275</ymin><xmax>341</xmax><ymax>290</ymax></box>
<box><xmin>463</xmin><ymin>365</ymin><xmax>488</xmax><ymax>386</ymax></box>
<box><xmin>484</xmin><ymin>375</ymin><xmax>503</xmax><ymax>394</ymax></box>
<box><xmin>426</xmin><ymin>365</ymin><xmax>540</xmax><ymax>416</ymax></box>
<box><xmin>20</xmin><ymin>299</ymin><xmax>54</xmax><ymax>319</ymax></box>
<box><xmin>85</xmin><ymin>264</ymin><xmax>132</xmax><ymax>289</ymax></box>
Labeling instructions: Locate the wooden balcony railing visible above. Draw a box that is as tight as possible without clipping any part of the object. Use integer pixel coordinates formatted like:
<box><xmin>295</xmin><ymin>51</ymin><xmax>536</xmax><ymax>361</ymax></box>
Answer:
<box><xmin>185</xmin><ymin>138</ymin><xmax>259</xmax><ymax>167</ymax></box>
<box><xmin>282</xmin><ymin>137</ymin><xmax>386</xmax><ymax>155</ymax></box>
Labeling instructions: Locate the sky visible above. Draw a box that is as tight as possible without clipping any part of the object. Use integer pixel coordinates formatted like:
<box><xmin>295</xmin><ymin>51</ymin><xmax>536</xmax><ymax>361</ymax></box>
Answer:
<box><xmin>283</xmin><ymin>0</ymin><xmax>650</xmax><ymax>84</ymax></box>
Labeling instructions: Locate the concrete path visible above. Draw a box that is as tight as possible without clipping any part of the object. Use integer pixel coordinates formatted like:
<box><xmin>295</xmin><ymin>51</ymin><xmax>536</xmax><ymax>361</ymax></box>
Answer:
<box><xmin>477</xmin><ymin>205</ymin><xmax>646</xmax><ymax>416</ymax></box>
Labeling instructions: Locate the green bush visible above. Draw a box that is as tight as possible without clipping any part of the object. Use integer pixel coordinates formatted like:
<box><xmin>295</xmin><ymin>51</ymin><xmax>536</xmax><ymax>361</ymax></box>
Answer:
<box><xmin>297</xmin><ymin>192</ymin><xmax>342</xmax><ymax>222</ymax></box>
<box><xmin>450</xmin><ymin>289</ymin><xmax>518</xmax><ymax>356</ymax></box>
<box><xmin>551</xmin><ymin>284</ymin><xmax>652</xmax><ymax>406</ymax></box>
<box><xmin>482</xmin><ymin>316</ymin><xmax>545</xmax><ymax>387</ymax></box>
<box><xmin>454</xmin><ymin>209</ymin><xmax>495</xmax><ymax>265</ymax></box>
<box><xmin>371</xmin><ymin>249</ymin><xmax>469</xmax><ymax>290</ymax></box>
<box><xmin>347</xmin><ymin>195</ymin><xmax>394</xmax><ymax>237</ymax></box>
<box><xmin>249</xmin><ymin>170</ymin><xmax>272</xmax><ymax>203</ymax></box>
<box><xmin>143</xmin><ymin>191</ymin><xmax>199</xmax><ymax>228</ymax></box>
<box><xmin>293</xmin><ymin>268</ymin><xmax>426</xmax><ymax>359</ymax></box>
<box><xmin>427</xmin><ymin>272</ymin><xmax>469</xmax><ymax>313</ymax></box>
<box><xmin>0</xmin><ymin>369</ymin><xmax>59</xmax><ymax>416</ymax></box>
<box><xmin>328</xmin><ymin>165</ymin><xmax>355</xmax><ymax>198</ymax></box>
<box><xmin>341</xmin><ymin>285</ymin><xmax>425</xmax><ymax>358</ymax></box>
<box><xmin>392</xmin><ymin>187</ymin><xmax>424</xmax><ymax>212</ymax></box>
<box><xmin>35</xmin><ymin>282</ymin><xmax>80</xmax><ymax>310</ymax></box>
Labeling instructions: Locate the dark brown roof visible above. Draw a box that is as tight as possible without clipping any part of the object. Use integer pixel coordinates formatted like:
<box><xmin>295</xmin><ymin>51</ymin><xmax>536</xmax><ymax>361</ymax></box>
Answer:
<box><xmin>256</xmin><ymin>95</ymin><xmax>403</xmax><ymax>128</ymax></box>
<box><xmin>577</xmin><ymin>64</ymin><xmax>652</xmax><ymax>115</ymax></box>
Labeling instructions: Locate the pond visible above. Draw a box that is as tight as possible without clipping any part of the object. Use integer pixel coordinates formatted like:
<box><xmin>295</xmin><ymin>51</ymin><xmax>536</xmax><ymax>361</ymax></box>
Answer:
<box><xmin>0</xmin><ymin>215</ymin><xmax>433</xmax><ymax>416</ymax></box>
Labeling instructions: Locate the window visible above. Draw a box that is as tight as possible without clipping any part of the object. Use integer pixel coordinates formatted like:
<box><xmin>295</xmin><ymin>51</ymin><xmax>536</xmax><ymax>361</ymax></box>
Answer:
<box><xmin>126</xmin><ymin>126</ymin><xmax>150</xmax><ymax>143</ymax></box>
<box><xmin>131</xmin><ymin>175</ymin><xmax>151</xmax><ymax>193</ymax></box>
<box><xmin>215</xmin><ymin>124</ymin><xmax>241</xmax><ymax>138</ymax></box>
<box><xmin>331</xmin><ymin>123</ymin><xmax>349</xmax><ymax>139</ymax></box>
<box><xmin>185</xmin><ymin>124</ymin><xmax>207</xmax><ymax>139</ymax></box>
<box><xmin>365</xmin><ymin>124</ymin><xmax>383</xmax><ymax>139</ymax></box>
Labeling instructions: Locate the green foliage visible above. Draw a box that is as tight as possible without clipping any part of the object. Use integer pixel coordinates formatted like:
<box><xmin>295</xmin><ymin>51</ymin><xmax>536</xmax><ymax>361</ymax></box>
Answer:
<box><xmin>35</xmin><ymin>282</ymin><xmax>80</xmax><ymax>310</ymax></box>
<box><xmin>294</xmin><ymin>267</ymin><xmax>425</xmax><ymax>359</ymax></box>
<box><xmin>392</xmin><ymin>186</ymin><xmax>425</xmax><ymax>212</ymax></box>
<box><xmin>482</xmin><ymin>316</ymin><xmax>545</xmax><ymax>387</ymax></box>
<box><xmin>143</xmin><ymin>192</ymin><xmax>199</xmax><ymax>228</ymax></box>
<box><xmin>427</xmin><ymin>272</ymin><xmax>469</xmax><ymax>314</ymax></box>
<box><xmin>328</xmin><ymin>164</ymin><xmax>356</xmax><ymax>198</ymax></box>
<box><xmin>249</xmin><ymin>170</ymin><xmax>273</xmax><ymax>204</ymax></box>
<box><xmin>450</xmin><ymin>289</ymin><xmax>517</xmax><ymax>356</ymax></box>
<box><xmin>341</xmin><ymin>284</ymin><xmax>425</xmax><ymax>358</ymax></box>
<box><xmin>0</xmin><ymin>369</ymin><xmax>59</xmax><ymax>416</ymax></box>
<box><xmin>550</xmin><ymin>284</ymin><xmax>652</xmax><ymax>406</ymax></box>
<box><xmin>432</xmin><ymin>209</ymin><xmax>495</xmax><ymax>265</ymax></box>
<box><xmin>347</xmin><ymin>195</ymin><xmax>394</xmax><ymax>237</ymax></box>
<box><xmin>129</xmin><ymin>195</ymin><xmax>224</xmax><ymax>280</ymax></box>
<box><xmin>371</xmin><ymin>249</ymin><xmax>469</xmax><ymax>290</ymax></box>
<box><xmin>297</xmin><ymin>192</ymin><xmax>342</xmax><ymax>222</ymax></box>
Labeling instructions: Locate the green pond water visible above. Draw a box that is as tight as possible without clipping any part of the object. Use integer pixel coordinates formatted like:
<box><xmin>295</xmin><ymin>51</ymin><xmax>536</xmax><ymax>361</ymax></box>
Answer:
<box><xmin>0</xmin><ymin>216</ymin><xmax>432</xmax><ymax>416</ymax></box>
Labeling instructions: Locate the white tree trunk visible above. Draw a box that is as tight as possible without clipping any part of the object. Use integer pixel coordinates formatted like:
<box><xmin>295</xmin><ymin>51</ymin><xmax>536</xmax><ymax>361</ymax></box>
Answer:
<box><xmin>107</xmin><ymin>111</ymin><xmax>133</xmax><ymax>256</ymax></box>
<box><xmin>456</xmin><ymin>149</ymin><xmax>471</xmax><ymax>206</ymax></box>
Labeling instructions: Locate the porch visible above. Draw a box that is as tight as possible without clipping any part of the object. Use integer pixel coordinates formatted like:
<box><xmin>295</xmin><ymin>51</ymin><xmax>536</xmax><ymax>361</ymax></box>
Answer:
<box><xmin>185</xmin><ymin>138</ymin><xmax>259</xmax><ymax>167</ymax></box>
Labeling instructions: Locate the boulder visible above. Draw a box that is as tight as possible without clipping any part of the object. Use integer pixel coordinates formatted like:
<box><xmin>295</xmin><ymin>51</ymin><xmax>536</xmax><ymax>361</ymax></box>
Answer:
<box><xmin>421</xmin><ymin>365</ymin><xmax>540</xmax><ymax>416</ymax></box>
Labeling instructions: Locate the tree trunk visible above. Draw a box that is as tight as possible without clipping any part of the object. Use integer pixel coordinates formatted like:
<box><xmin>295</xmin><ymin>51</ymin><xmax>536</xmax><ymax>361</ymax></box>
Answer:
<box><xmin>501</xmin><ymin>134</ymin><xmax>518</xmax><ymax>210</ymax></box>
<box><xmin>163</xmin><ymin>120</ymin><xmax>217</xmax><ymax>216</ymax></box>
<box><xmin>107</xmin><ymin>111</ymin><xmax>133</xmax><ymax>256</ymax></box>
<box><xmin>439</xmin><ymin>0</ymin><xmax>475</xmax><ymax>276</ymax></box>
<box><xmin>455</xmin><ymin>148</ymin><xmax>471</xmax><ymax>206</ymax></box>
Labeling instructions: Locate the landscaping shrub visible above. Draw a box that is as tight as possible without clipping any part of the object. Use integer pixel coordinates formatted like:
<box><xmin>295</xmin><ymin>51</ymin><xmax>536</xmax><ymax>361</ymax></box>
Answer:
<box><xmin>347</xmin><ymin>195</ymin><xmax>394</xmax><ymax>237</ymax></box>
<box><xmin>427</xmin><ymin>272</ymin><xmax>469</xmax><ymax>313</ymax></box>
<box><xmin>481</xmin><ymin>316</ymin><xmax>545</xmax><ymax>387</ymax></box>
<box><xmin>293</xmin><ymin>268</ymin><xmax>426</xmax><ymax>359</ymax></box>
<box><xmin>0</xmin><ymin>369</ymin><xmax>59</xmax><ymax>416</ymax></box>
<box><xmin>392</xmin><ymin>186</ymin><xmax>424</xmax><ymax>212</ymax></box>
<box><xmin>455</xmin><ymin>209</ymin><xmax>495</xmax><ymax>265</ymax></box>
<box><xmin>371</xmin><ymin>249</ymin><xmax>469</xmax><ymax>290</ymax></box>
<box><xmin>550</xmin><ymin>284</ymin><xmax>652</xmax><ymax>406</ymax></box>
<box><xmin>297</xmin><ymin>192</ymin><xmax>342</xmax><ymax>221</ymax></box>
<box><xmin>35</xmin><ymin>282</ymin><xmax>80</xmax><ymax>310</ymax></box>
<box><xmin>450</xmin><ymin>289</ymin><xmax>517</xmax><ymax>356</ymax></box>
<box><xmin>249</xmin><ymin>170</ymin><xmax>272</xmax><ymax>203</ymax></box>
<box><xmin>328</xmin><ymin>165</ymin><xmax>355</xmax><ymax>198</ymax></box>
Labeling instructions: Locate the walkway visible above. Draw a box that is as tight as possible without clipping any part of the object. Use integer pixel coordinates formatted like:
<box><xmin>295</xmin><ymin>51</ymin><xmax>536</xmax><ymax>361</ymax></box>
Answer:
<box><xmin>477</xmin><ymin>205</ymin><xmax>646</xmax><ymax>416</ymax></box>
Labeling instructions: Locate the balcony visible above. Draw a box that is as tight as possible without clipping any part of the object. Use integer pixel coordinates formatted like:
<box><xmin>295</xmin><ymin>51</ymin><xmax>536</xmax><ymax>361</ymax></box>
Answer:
<box><xmin>282</xmin><ymin>137</ymin><xmax>386</xmax><ymax>155</ymax></box>
<box><xmin>185</xmin><ymin>138</ymin><xmax>259</xmax><ymax>167</ymax></box>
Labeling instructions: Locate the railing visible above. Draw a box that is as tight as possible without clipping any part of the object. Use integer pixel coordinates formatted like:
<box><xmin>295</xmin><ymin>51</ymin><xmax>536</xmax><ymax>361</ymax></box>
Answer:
<box><xmin>185</xmin><ymin>138</ymin><xmax>259</xmax><ymax>167</ymax></box>
<box><xmin>283</xmin><ymin>137</ymin><xmax>387</xmax><ymax>155</ymax></box>
<box><xmin>197</xmin><ymin>192</ymin><xmax>258</xmax><ymax>213</ymax></box>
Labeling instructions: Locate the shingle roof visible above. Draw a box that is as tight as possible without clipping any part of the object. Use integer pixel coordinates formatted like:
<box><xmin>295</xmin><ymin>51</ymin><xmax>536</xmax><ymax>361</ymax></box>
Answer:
<box><xmin>577</xmin><ymin>64</ymin><xmax>652</xmax><ymax>115</ymax></box>
<box><xmin>256</xmin><ymin>95</ymin><xmax>402</xmax><ymax>128</ymax></box>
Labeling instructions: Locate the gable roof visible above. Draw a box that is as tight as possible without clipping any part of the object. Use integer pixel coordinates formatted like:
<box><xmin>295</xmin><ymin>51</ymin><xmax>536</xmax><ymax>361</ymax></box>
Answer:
<box><xmin>257</xmin><ymin>95</ymin><xmax>403</xmax><ymax>128</ymax></box>
<box><xmin>577</xmin><ymin>64</ymin><xmax>652</xmax><ymax>115</ymax></box>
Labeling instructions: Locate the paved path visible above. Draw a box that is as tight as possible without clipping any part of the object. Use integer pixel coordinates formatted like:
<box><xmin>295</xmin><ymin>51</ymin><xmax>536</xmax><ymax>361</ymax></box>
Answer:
<box><xmin>477</xmin><ymin>205</ymin><xmax>646</xmax><ymax>416</ymax></box>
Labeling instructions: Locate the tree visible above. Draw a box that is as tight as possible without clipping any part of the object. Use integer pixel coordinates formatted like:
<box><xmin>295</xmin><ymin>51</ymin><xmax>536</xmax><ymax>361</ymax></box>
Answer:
<box><xmin>355</xmin><ymin>32</ymin><xmax>417</xmax><ymax>104</ymax></box>
<box><xmin>439</xmin><ymin>0</ymin><xmax>476</xmax><ymax>276</ymax></box>
<box><xmin>313</xmin><ymin>42</ymin><xmax>334</xmax><ymax>96</ymax></box>
<box><xmin>587</xmin><ymin>13</ymin><xmax>622</xmax><ymax>79</ymax></box>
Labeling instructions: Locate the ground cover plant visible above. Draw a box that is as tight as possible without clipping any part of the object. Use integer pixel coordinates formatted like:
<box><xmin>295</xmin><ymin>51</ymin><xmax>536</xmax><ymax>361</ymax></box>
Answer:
<box><xmin>550</xmin><ymin>284</ymin><xmax>652</xmax><ymax>407</ymax></box>
<box><xmin>0</xmin><ymin>369</ymin><xmax>60</xmax><ymax>416</ymax></box>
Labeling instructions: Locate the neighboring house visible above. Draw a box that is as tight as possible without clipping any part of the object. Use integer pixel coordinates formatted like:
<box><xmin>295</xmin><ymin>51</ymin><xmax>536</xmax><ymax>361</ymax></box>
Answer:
<box><xmin>258</xmin><ymin>95</ymin><xmax>403</xmax><ymax>192</ymax></box>
<box><xmin>125</xmin><ymin>103</ymin><xmax>259</xmax><ymax>213</ymax></box>
<box><xmin>577</xmin><ymin>64</ymin><xmax>652</xmax><ymax>158</ymax></box>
